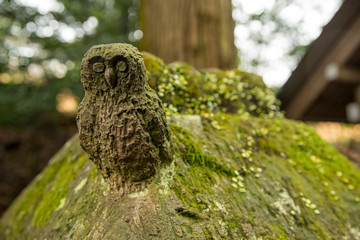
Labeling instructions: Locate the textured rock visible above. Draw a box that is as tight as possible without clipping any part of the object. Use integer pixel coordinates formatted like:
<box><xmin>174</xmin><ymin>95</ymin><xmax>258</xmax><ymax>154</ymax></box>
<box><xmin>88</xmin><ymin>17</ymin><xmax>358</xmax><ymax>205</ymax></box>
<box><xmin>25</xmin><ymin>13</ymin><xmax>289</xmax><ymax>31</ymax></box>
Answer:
<box><xmin>1</xmin><ymin>48</ymin><xmax>360</xmax><ymax>240</ymax></box>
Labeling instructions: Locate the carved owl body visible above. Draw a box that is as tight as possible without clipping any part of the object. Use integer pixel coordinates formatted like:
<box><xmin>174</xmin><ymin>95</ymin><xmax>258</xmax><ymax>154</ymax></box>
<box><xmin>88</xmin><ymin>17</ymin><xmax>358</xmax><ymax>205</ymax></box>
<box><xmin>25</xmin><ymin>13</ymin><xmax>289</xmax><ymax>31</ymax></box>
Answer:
<box><xmin>77</xmin><ymin>44</ymin><xmax>172</xmax><ymax>192</ymax></box>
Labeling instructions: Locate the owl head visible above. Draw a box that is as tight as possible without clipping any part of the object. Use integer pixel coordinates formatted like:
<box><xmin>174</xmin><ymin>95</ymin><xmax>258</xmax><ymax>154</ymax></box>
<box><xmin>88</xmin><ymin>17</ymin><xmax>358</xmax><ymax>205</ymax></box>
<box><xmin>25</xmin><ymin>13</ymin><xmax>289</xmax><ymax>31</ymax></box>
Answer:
<box><xmin>81</xmin><ymin>43</ymin><xmax>147</xmax><ymax>95</ymax></box>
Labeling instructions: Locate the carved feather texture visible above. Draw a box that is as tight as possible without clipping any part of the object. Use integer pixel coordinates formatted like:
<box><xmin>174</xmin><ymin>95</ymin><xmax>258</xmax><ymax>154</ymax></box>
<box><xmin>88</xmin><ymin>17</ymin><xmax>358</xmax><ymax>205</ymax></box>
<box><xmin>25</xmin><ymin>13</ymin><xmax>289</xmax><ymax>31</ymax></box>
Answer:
<box><xmin>77</xmin><ymin>43</ymin><xmax>172</xmax><ymax>192</ymax></box>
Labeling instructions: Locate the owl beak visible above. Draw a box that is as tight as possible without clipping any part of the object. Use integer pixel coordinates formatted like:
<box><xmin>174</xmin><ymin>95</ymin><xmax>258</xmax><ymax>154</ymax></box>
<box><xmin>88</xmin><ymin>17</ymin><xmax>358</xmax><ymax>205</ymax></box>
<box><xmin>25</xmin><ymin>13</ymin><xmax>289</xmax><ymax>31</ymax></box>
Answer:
<box><xmin>105</xmin><ymin>68</ymin><xmax>117</xmax><ymax>88</ymax></box>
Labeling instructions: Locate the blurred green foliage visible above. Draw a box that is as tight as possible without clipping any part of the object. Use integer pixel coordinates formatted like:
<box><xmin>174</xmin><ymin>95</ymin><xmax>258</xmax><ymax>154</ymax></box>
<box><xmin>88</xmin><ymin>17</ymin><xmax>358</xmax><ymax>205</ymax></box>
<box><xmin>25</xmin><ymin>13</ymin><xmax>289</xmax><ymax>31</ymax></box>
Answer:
<box><xmin>0</xmin><ymin>0</ymin><xmax>140</xmax><ymax>126</ymax></box>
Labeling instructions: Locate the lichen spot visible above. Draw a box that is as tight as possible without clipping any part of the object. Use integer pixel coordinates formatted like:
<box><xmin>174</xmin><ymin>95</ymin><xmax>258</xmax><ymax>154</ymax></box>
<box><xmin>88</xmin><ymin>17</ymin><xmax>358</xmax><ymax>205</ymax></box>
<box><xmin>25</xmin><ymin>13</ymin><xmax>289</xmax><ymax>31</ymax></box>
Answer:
<box><xmin>273</xmin><ymin>189</ymin><xmax>301</xmax><ymax>216</ymax></box>
<box><xmin>129</xmin><ymin>189</ymin><xmax>148</xmax><ymax>198</ymax></box>
<box><xmin>75</xmin><ymin>178</ymin><xmax>88</xmax><ymax>193</ymax></box>
<box><xmin>56</xmin><ymin>198</ymin><xmax>66</xmax><ymax>211</ymax></box>
<box><xmin>215</xmin><ymin>201</ymin><xmax>228</xmax><ymax>214</ymax></box>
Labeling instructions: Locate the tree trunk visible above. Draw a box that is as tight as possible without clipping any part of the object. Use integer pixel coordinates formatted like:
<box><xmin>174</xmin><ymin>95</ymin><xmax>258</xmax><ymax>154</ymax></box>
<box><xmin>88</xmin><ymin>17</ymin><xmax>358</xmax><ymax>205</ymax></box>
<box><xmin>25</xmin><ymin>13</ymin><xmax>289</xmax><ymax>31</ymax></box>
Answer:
<box><xmin>139</xmin><ymin>0</ymin><xmax>237</xmax><ymax>69</ymax></box>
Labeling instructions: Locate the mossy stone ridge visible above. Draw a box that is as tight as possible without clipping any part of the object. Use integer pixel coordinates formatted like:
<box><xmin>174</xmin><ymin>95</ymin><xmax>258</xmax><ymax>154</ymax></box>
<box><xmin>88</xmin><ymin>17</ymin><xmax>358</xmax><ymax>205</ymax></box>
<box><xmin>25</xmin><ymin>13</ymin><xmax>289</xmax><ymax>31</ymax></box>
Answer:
<box><xmin>1</xmin><ymin>51</ymin><xmax>359</xmax><ymax>239</ymax></box>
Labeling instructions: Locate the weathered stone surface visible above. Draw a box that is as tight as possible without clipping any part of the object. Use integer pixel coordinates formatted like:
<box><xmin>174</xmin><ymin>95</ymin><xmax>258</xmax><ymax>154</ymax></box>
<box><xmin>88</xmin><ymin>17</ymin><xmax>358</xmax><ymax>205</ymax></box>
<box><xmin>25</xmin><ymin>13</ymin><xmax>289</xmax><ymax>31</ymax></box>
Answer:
<box><xmin>1</xmin><ymin>115</ymin><xmax>360</xmax><ymax>239</ymax></box>
<box><xmin>77</xmin><ymin>44</ymin><xmax>172</xmax><ymax>192</ymax></box>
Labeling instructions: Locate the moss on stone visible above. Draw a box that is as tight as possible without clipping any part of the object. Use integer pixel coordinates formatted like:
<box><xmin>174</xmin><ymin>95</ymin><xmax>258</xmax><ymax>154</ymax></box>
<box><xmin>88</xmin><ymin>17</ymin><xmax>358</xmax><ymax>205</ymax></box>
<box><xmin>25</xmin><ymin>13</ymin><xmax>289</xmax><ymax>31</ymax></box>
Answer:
<box><xmin>1</xmin><ymin>53</ymin><xmax>360</xmax><ymax>239</ymax></box>
<box><xmin>171</xmin><ymin>125</ymin><xmax>233</xmax><ymax>176</ymax></box>
<box><xmin>1</xmin><ymin>115</ymin><xmax>360</xmax><ymax>239</ymax></box>
<box><xmin>32</xmin><ymin>154</ymin><xmax>87</xmax><ymax>226</ymax></box>
<box><xmin>0</xmin><ymin>135</ymin><xmax>88</xmax><ymax>237</ymax></box>
<box><xmin>142</xmin><ymin>52</ymin><xmax>282</xmax><ymax>119</ymax></box>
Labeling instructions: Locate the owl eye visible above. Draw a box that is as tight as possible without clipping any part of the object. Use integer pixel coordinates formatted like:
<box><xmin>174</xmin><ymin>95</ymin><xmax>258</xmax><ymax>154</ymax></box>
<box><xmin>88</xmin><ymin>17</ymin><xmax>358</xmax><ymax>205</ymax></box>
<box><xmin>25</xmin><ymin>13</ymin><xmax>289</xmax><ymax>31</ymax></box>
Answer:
<box><xmin>116</xmin><ymin>61</ymin><xmax>127</xmax><ymax>72</ymax></box>
<box><xmin>93</xmin><ymin>62</ymin><xmax>105</xmax><ymax>73</ymax></box>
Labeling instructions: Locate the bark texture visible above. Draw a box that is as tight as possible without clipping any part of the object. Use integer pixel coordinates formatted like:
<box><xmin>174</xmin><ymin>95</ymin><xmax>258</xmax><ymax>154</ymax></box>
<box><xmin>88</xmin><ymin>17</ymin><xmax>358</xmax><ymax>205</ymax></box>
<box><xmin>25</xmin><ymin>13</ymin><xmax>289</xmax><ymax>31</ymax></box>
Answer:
<box><xmin>139</xmin><ymin>0</ymin><xmax>237</xmax><ymax>69</ymax></box>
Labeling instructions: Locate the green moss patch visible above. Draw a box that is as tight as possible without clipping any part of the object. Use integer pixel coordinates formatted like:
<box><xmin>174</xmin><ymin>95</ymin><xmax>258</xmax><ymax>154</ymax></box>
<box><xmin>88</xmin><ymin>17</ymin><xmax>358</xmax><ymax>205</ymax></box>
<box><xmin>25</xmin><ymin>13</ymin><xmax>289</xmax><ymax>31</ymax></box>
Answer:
<box><xmin>2</xmin><ymin>136</ymin><xmax>88</xmax><ymax>234</ymax></box>
<box><xmin>166</xmin><ymin>115</ymin><xmax>360</xmax><ymax>239</ymax></box>
<box><xmin>143</xmin><ymin>52</ymin><xmax>282</xmax><ymax>119</ymax></box>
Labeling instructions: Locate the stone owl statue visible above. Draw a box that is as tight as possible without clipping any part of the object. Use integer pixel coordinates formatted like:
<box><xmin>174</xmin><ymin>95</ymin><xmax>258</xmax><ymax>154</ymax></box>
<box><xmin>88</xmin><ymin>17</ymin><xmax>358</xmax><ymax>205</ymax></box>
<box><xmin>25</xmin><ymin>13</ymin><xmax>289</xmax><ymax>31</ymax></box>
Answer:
<box><xmin>76</xmin><ymin>43</ymin><xmax>172</xmax><ymax>193</ymax></box>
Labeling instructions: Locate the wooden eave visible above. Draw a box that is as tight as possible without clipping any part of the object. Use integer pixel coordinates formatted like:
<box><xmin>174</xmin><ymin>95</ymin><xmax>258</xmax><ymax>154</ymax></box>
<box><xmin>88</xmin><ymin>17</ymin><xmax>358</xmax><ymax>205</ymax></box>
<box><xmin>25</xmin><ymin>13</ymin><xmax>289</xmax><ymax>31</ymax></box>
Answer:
<box><xmin>278</xmin><ymin>0</ymin><xmax>360</xmax><ymax>122</ymax></box>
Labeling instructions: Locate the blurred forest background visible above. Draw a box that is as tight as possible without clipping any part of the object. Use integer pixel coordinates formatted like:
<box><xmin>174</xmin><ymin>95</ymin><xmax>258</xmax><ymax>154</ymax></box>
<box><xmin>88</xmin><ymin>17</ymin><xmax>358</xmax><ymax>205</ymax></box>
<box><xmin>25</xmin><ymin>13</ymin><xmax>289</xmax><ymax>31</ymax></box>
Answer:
<box><xmin>0</xmin><ymin>0</ymin><xmax>340</xmax><ymax>214</ymax></box>
<box><xmin>0</xmin><ymin>0</ymin><xmax>139</xmax><ymax>214</ymax></box>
